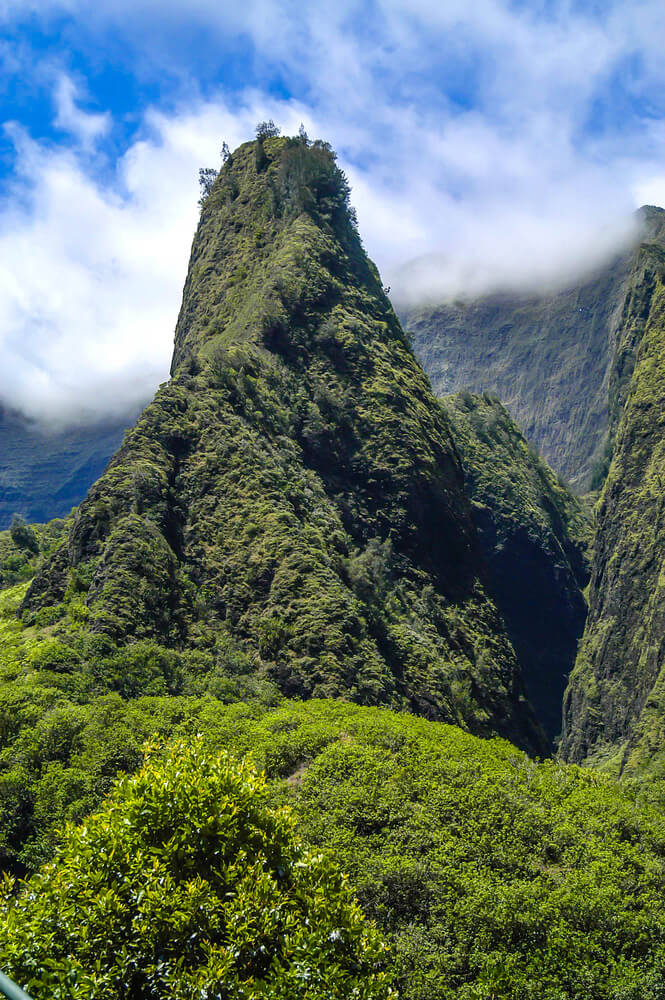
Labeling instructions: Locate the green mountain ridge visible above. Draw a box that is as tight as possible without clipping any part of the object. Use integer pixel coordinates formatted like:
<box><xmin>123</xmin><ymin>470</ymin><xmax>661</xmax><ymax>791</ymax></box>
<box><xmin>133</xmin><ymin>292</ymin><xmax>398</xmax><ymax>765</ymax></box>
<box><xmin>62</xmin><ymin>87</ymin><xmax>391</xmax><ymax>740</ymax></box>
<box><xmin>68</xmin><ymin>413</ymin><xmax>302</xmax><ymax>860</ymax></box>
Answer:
<box><xmin>561</xmin><ymin>231</ymin><xmax>665</xmax><ymax>774</ymax></box>
<box><xmin>3</xmin><ymin>134</ymin><xmax>665</xmax><ymax>999</ymax></box>
<box><xmin>405</xmin><ymin>206</ymin><xmax>665</xmax><ymax>492</ymax></box>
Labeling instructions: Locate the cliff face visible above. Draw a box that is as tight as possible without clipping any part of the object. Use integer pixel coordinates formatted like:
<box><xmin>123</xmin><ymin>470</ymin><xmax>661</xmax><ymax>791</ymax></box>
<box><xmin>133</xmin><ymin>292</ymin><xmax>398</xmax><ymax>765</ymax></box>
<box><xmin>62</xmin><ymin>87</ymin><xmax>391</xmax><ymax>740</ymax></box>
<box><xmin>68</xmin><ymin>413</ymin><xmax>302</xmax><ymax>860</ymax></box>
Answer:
<box><xmin>23</xmin><ymin>135</ymin><xmax>545</xmax><ymax>752</ymax></box>
<box><xmin>560</xmin><ymin>233</ymin><xmax>665</xmax><ymax>773</ymax></box>
<box><xmin>442</xmin><ymin>392</ymin><xmax>591</xmax><ymax>744</ymax></box>
<box><xmin>405</xmin><ymin>208</ymin><xmax>665</xmax><ymax>492</ymax></box>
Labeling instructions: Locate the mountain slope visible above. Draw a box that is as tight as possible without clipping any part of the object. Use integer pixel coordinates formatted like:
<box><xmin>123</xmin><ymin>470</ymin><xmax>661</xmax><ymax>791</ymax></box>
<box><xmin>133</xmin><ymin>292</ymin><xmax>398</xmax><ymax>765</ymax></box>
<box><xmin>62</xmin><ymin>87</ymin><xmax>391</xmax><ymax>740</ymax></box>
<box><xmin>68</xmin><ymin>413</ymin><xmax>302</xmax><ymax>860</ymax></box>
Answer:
<box><xmin>442</xmin><ymin>392</ymin><xmax>591</xmax><ymax>743</ymax></box>
<box><xmin>21</xmin><ymin>135</ymin><xmax>544</xmax><ymax>752</ymax></box>
<box><xmin>404</xmin><ymin>207</ymin><xmax>665</xmax><ymax>491</ymax></box>
<box><xmin>561</xmin><ymin>233</ymin><xmax>665</xmax><ymax>772</ymax></box>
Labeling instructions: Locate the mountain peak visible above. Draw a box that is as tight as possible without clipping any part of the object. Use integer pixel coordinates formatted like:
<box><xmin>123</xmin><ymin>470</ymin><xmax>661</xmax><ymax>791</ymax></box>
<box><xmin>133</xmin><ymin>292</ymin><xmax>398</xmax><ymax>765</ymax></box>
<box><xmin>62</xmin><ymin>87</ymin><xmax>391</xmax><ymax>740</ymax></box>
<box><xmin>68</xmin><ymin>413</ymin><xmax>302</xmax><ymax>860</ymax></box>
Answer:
<box><xmin>21</xmin><ymin>132</ymin><xmax>546</xmax><ymax>754</ymax></box>
<box><xmin>171</xmin><ymin>133</ymin><xmax>383</xmax><ymax>376</ymax></box>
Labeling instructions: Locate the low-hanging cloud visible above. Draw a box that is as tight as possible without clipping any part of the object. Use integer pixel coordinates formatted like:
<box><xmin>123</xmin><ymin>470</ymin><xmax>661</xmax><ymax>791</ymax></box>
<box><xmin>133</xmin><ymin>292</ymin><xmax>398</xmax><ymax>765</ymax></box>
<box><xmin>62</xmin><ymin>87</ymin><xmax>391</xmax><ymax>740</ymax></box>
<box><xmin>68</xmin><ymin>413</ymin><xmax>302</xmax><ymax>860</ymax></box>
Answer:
<box><xmin>2</xmin><ymin>1</ymin><xmax>665</xmax><ymax>425</ymax></box>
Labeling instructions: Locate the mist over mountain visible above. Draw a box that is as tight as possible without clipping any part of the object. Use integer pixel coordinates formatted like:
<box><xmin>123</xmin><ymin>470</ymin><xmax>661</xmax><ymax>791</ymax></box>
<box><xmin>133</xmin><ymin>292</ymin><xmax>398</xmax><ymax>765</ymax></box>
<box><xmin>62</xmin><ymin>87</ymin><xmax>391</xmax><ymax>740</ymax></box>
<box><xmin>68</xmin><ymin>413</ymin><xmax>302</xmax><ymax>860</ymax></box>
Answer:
<box><xmin>406</xmin><ymin>206</ymin><xmax>665</xmax><ymax>492</ymax></box>
<box><xmin>0</xmin><ymin>407</ymin><xmax>136</xmax><ymax>530</ymax></box>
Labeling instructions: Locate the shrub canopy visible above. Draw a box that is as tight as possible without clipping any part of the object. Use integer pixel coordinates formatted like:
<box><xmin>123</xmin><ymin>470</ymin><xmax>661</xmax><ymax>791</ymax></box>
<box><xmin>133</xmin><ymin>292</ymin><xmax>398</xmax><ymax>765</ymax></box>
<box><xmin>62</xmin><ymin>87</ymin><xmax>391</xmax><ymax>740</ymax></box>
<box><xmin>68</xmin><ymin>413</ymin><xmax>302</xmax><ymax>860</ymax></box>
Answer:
<box><xmin>0</xmin><ymin>738</ymin><xmax>395</xmax><ymax>1000</ymax></box>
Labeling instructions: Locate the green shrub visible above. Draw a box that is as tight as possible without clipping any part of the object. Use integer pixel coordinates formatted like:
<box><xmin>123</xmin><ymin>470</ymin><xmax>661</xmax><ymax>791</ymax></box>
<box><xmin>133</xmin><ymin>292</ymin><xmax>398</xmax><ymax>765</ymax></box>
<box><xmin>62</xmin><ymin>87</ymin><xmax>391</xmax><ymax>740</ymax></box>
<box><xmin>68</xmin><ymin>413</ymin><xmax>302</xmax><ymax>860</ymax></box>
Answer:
<box><xmin>0</xmin><ymin>738</ymin><xmax>395</xmax><ymax>1000</ymax></box>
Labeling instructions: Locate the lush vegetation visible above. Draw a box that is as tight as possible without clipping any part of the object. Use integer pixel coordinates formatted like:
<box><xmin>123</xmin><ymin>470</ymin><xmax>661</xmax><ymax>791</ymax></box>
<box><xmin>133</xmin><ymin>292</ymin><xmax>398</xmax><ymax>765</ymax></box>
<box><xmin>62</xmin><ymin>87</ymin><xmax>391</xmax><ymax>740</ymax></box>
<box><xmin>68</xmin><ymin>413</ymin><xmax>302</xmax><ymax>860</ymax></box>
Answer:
<box><xmin>0</xmin><ymin>515</ymin><xmax>68</xmax><ymax>587</ymax></box>
<box><xmin>5</xmin><ymin>134</ymin><xmax>665</xmax><ymax>1000</ymax></box>
<box><xmin>3</xmin><ymin>695</ymin><xmax>665</xmax><ymax>999</ymax></box>
<box><xmin>0</xmin><ymin>737</ymin><xmax>395</xmax><ymax>999</ymax></box>
<box><xmin>18</xmin><ymin>133</ymin><xmax>544</xmax><ymax>753</ymax></box>
<box><xmin>442</xmin><ymin>392</ymin><xmax>590</xmax><ymax>743</ymax></box>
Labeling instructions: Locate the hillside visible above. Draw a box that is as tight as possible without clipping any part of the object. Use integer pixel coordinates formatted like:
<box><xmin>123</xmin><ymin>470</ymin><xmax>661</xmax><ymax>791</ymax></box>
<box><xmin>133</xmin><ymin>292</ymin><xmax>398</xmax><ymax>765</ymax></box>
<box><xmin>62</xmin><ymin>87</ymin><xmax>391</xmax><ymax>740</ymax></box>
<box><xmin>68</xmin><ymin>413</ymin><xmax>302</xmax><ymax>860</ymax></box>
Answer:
<box><xmin>441</xmin><ymin>392</ymin><xmax>591</xmax><ymax>743</ymax></box>
<box><xmin>404</xmin><ymin>207</ymin><xmax>665</xmax><ymax>492</ymax></box>
<box><xmin>2</xmin><ymin>693</ymin><xmax>665</xmax><ymax>999</ymax></box>
<box><xmin>0</xmin><ymin>408</ymin><xmax>130</xmax><ymax>529</ymax></box>
<box><xmin>561</xmin><ymin>232</ymin><xmax>665</xmax><ymax>774</ymax></box>
<box><xmin>17</xmin><ymin>134</ymin><xmax>545</xmax><ymax>752</ymax></box>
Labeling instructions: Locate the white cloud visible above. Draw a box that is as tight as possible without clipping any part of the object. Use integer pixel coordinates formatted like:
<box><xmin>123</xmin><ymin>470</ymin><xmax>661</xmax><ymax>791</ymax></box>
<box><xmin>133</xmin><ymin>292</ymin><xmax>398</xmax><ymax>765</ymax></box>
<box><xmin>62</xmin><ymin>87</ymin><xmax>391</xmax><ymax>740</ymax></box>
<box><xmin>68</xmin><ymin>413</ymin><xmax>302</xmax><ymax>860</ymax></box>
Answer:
<box><xmin>0</xmin><ymin>101</ymin><xmax>240</xmax><ymax>425</ymax></box>
<box><xmin>53</xmin><ymin>76</ymin><xmax>110</xmax><ymax>148</ymax></box>
<box><xmin>2</xmin><ymin>2</ymin><xmax>665</xmax><ymax>422</ymax></box>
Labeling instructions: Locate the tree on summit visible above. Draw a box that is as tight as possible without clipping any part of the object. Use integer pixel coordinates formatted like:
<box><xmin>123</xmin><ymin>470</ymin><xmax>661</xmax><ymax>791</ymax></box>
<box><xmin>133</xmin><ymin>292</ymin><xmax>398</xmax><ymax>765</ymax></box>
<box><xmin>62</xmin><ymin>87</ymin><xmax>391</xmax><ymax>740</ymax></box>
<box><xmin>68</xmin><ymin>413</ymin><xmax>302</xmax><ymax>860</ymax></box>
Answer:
<box><xmin>255</xmin><ymin>119</ymin><xmax>281</xmax><ymax>140</ymax></box>
<box><xmin>198</xmin><ymin>166</ymin><xmax>218</xmax><ymax>207</ymax></box>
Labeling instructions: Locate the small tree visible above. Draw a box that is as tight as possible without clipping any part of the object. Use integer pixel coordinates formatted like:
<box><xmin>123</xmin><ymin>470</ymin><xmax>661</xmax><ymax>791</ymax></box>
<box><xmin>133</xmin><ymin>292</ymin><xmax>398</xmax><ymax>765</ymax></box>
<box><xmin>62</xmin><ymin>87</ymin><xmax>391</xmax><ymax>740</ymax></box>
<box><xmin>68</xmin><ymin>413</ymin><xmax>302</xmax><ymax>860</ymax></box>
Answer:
<box><xmin>221</xmin><ymin>141</ymin><xmax>231</xmax><ymax>165</ymax></box>
<box><xmin>255</xmin><ymin>119</ymin><xmax>281</xmax><ymax>141</ymax></box>
<box><xmin>198</xmin><ymin>166</ymin><xmax>218</xmax><ymax>207</ymax></box>
<box><xmin>9</xmin><ymin>514</ymin><xmax>38</xmax><ymax>554</ymax></box>
<box><xmin>0</xmin><ymin>739</ymin><xmax>396</xmax><ymax>1000</ymax></box>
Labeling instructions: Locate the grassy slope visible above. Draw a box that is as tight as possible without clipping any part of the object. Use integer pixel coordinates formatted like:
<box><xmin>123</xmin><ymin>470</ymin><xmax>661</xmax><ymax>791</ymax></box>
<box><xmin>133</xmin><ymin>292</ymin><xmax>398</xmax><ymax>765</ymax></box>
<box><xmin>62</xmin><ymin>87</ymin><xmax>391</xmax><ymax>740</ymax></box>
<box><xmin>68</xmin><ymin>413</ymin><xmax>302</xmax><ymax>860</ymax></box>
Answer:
<box><xmin>441</xmin><ymin>392</ymin><xmax>591</xmax><ymax>743</ymax></box>
<box><xmin>18</xmin><ymin>135</ymin><xmax>544</xmax><ymax>752</ymax></box>
<box><xmin>1</xmin><ymin>663</ymin><xmax>664</xmax><ymax>999</ymax></box>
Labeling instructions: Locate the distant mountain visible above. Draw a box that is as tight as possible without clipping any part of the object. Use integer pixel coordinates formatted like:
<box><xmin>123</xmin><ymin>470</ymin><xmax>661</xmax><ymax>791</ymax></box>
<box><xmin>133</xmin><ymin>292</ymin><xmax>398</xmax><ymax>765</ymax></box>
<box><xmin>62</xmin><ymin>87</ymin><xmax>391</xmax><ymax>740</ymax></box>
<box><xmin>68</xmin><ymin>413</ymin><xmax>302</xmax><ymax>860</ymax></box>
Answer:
<box><xmin>404</xmin><ymin>206</ymin><xmax>665</xmax><ymax>492</ymax></box>
<box><xmin>0</xmin><ymin>407</ymin><xmax>135</xmax><ymax>529</ymax></box>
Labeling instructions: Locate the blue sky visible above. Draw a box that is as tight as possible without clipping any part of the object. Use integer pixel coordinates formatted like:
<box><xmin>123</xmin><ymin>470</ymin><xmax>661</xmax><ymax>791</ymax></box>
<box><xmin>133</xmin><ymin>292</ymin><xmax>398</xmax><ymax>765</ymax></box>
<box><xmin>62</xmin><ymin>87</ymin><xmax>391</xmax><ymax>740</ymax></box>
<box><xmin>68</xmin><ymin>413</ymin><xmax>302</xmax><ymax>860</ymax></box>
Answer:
<box><xmin>1</xmin><ymin>0</ymin><xmax>665</xmax><ymax>424</ymax></box>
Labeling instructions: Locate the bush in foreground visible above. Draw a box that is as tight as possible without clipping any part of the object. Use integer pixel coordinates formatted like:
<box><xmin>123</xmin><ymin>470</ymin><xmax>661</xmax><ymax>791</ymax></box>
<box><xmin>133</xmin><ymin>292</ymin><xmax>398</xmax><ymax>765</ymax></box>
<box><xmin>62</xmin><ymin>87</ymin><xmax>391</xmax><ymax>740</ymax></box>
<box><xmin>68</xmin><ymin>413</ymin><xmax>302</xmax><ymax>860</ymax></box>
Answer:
<box><xmin>0</xmin><ymin>738</ymin><xmax>395</xmax><ymax>1000</ymax></box>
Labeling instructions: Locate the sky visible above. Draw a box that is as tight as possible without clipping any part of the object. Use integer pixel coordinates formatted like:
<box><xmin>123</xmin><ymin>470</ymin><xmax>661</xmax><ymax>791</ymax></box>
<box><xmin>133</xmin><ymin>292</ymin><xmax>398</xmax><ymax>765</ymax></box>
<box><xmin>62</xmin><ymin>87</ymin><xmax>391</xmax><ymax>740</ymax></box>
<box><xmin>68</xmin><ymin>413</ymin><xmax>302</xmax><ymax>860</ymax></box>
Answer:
<box><xmin>2</xmin><ymin>0</ymin><xmax>665</xmax><ymax>426</ymax></box>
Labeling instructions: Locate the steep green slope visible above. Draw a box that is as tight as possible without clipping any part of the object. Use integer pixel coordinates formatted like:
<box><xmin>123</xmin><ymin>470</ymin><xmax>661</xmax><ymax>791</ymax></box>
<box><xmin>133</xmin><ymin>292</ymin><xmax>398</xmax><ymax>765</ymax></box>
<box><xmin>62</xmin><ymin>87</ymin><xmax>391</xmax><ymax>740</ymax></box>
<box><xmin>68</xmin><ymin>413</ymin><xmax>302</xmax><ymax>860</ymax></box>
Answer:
<box><xmin>18</xmin><ymin>134</ymin><xmax>544</xmax><ymax>752</ymax></box>
<box><xmin>561</xmin><ymin>234</ymin><xmax>665</xmax><ymax>773</ymax></box>
<box><xmin>2</xmin><ymin>694</ymin><xmax>665</xmax><ymax>1000</ymax></box>
<box><xmin>441</xmin><ymin>392</ymin><xmax>591</xmax><ymax>743</ymax></box>
<box><xmin>0</xmin><ymin>408</ymin><xmax>131</xmax><ymax>529</ymax></box>
<box><xmin>404</xmin><ymin>207</ymin><xmax>665</xmax><ymax>492</ymax></box>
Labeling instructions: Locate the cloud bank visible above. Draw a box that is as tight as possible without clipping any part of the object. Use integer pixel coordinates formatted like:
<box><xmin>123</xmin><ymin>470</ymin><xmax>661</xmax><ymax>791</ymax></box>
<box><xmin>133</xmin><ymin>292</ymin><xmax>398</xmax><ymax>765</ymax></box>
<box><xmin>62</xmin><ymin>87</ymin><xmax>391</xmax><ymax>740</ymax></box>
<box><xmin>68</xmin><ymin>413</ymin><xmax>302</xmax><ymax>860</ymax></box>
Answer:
<box><xmin>2</xmin><ymin>1</ymin><xmax>665</xmax><ymax>424</ymax></box>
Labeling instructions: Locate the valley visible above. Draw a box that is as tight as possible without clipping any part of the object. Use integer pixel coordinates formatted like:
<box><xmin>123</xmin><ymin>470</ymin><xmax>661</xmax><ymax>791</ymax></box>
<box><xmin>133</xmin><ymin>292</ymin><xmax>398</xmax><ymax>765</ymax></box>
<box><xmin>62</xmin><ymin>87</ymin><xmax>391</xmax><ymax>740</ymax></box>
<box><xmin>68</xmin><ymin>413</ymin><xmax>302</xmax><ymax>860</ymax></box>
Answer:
<box><xmin>2</xmin><ymin>134</ymin><xmax>665</xmax><ymax>999</ymax></box>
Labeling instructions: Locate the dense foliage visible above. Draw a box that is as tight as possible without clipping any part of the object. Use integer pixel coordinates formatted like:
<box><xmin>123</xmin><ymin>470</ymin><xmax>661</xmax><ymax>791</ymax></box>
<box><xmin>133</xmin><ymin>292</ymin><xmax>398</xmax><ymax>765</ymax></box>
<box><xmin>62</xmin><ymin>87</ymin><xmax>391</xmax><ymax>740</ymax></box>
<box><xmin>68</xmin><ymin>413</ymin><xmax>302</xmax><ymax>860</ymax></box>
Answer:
<box><xmin>18</xmin><ymin>134</ymin><xmax>543</xmax><ymax>753</ymax></box>
<box><xmin>0</xmin><ymin>516</ymin><xmax>68</xmax><ymax>588</ymax></box>
<box><xmin>442</xmin><ymin>392</ymin><xmax>590</xmax><ymax>743</ymax></box>
<box><xmin>0</xmin><ymin>738</ymin><xmax>395</xmax><ymax>999</ymax></box>
<box><xmin>3</xmin><ymin>696</ymin><xmax>665</xmax><ymax>999</ymax></box>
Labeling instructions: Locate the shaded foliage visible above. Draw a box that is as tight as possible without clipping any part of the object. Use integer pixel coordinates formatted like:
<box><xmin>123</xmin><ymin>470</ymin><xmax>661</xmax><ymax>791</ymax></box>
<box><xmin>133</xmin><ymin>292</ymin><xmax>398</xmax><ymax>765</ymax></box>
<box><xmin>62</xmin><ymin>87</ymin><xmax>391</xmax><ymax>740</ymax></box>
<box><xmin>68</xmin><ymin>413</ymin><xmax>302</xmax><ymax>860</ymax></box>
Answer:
<box><xmin>441</xmin><ymin>392</ymin><xmax>591</xmax><ymax>744</ymax></box>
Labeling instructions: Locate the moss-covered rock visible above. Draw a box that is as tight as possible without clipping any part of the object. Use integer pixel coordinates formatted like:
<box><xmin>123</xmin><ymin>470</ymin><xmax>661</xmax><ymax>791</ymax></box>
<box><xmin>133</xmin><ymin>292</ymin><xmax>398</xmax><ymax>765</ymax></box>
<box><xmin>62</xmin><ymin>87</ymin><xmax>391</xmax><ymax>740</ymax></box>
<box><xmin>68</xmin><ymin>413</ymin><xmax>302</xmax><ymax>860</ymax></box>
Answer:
<box><xmin>20</xmin><ymin>135</ymin><xmax>545</xmax><ymax>753</ymax></box>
